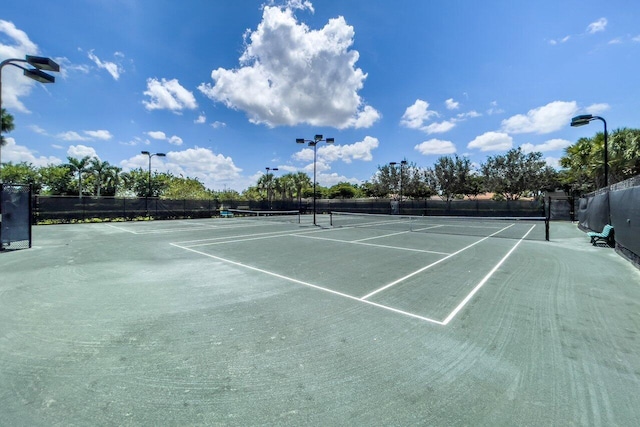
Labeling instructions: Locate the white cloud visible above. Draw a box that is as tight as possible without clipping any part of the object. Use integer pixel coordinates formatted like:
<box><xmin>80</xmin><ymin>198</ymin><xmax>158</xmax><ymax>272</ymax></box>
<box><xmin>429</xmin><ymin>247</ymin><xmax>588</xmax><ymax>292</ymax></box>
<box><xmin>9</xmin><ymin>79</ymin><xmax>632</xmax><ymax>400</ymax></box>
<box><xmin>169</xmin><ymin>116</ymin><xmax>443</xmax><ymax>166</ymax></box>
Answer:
<box><xmin>422</xmin><ymin>120</ymin><xmax>456</xmax><ymax>134</ymax></box>
<box><xmin>145</xmin><ymin>131</ymin><xmax>183</xmax><ymax>146</ymax></box>
<box><xmin>122</xmin><ymin>147</ymin><xmax>243</xmax><ymax>190</ymax></box>
<box><xmin>57</xmin><ymin>131</ymin><xmax>91</xmax><ymax>141</ymax></box>
<box><xmin>67</xmin><ymin>144</ymin><xmax>99</xmax><ymax>159</ymax></box>
<box><xmin>147</xmin><ymin>131</ymin><xmax>167</xmax><ymax>140</ymax></box>
<box><xmin>549</xmin><ymin>35</ymin><xmax>570</xmax><ymax>45</ymax></box>
<box><xmin>633</xmin><ymin>35</ymin><xmax>640</xmax><ymax>43</ymax></box>
<box><xmin>415</xmin><ymin>139</ymin><xmax>457</xmax><ymax>155</ymax></box>
<box><xmin>467</xmin><ymin>132</ymin><xmax>513</xmax><ymax>152</ymax></box>
<box><xmin>585</xmin><ymin>103</ymin><xmax>610</xmax><ymax>115</ymax></box>
<box><xmin>520</xmin><ymin>138</ymin><xmax>572</xmax><ymax>154</ymax></box>
<box><xmin>586</xmin><ymin>18</ymin><xmax>607</xmax><ymax>34</ymax></box>
<box><xmin>293</xmin><ymin>136</ymin><xmax>379</xmax><ymax>164</ymax></box>
<box><xmin>0</xmin><ymin>20</ymin><xmax>39</xmax><ymax>112</ymax></box>
<box><xmin>168</xmin><ymin>135</ymin><xmax>183</xmax><ymax>146</ymax></box>
<box><xmin>1</xmin><ymin>137</ymin><xmax>62</xmax><ymax>166</ymax></box>
<box><xmin>194</xmin><ymin>114</ymin><xmax>206</xmax><ymax>124</ymax></box>
<box><xmin>198</xmin><ymin>5</ymin><xmax>379</xmax><ymax>129</ymax></box>
<box><xmin>211</xmin><ymin>121</ymin><xmax>227</xmax><ymax>129</ymax></box>
<box><xmin>400</xmin><ymin>99</ymin><xmax>439</xmax><ymax>129</ymax></box>
<box><xmin>143</xmin><ymin>78</ymin><xmax>198</xmax><ymax>112</ymax></box>
<box><xmin>87</xmin><ymin>50</ymin><xmax>123</xmax><ymax>80</ymax></box>
<box><xmin>545</xmin><ymin>157</ymin><xmax>561</xmax><ymax>168</ymax></box>
<box><xmin>487</xmin><ymin>100</ymin><xmax>504</xmax><ymax>116</ymax></box>
<box><xmin>501</xmin><ymin>101</ymin><xmax>578</xmax><ymax>134</ymax></box>
<box><xmin>445</xmin><ymin>98</ymin><xmax>459</xmax><ymax>110</ymax></box>
<box><xmin>83</xmin><ymin>130</ymin><xmax>113</xmax><ymax>140</ymax></box>
<box><xmin>457</xmin><ymin>110</ymin><xmax>481</xmax><ymax>119</ymax></box>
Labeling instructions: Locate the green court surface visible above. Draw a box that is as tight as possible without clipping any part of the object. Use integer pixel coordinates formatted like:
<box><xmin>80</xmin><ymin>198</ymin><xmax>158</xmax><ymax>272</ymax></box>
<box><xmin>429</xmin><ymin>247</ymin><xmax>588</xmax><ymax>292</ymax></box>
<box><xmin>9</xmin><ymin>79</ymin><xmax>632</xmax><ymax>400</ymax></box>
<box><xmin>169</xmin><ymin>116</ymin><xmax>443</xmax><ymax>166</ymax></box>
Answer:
<box><xmin>1</xmin><ymin>215</ymin><xmax>639</xmax><ymax>425</ymax></box>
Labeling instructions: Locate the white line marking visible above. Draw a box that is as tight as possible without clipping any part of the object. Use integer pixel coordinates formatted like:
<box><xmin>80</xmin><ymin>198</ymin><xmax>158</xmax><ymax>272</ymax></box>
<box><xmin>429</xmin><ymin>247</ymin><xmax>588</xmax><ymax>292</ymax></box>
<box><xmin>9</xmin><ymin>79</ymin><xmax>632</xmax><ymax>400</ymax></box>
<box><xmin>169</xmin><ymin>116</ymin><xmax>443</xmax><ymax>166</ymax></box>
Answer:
<box><xmin>174</xmin><ymin>227</ymin><xmax>326</xmax><ymax>247</ymax></box>
<box><xmin>441</xmin><ymin>225</ymin><xmax>536</xmax><ymax>325</ymax></box>
<box><xmin>353</xmin><ymin>230</ymin><xmax>411</xmax><ymax>242</ymax></box>
<box><xmin>292</xmin><ymin>234</ymin><xmax>451</xmax><ymax>255</ymax></box>
<box><xmin>360</xmin><ymin>223</ymin><xmax>515</xmax><ymax>300</ymax></box>
<box><xmin>104</xmin><ymin>224</ymin><xmax>138</xmax><ymax>234</ymax></box>
<box><xmin>170</xmin><ymin>243</ymin><xmax>444</xmax><ymax>325</ymax></box>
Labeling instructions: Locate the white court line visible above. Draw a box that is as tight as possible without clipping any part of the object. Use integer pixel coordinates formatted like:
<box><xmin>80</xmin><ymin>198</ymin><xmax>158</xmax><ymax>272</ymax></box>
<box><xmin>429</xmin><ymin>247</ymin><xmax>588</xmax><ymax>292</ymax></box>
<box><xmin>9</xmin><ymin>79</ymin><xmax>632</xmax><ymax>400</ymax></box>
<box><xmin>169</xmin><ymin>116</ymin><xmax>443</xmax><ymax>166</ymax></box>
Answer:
<box><xmin>170</xmin><ymin>243</ymin><xmax>444</xmax><ymax>325</ymax></box>
<box><xmin>104</xmin><ymin>224</ymin><xmax>138</xmax><ymax>234</ymax></box>
<box><xmin>441</xmin><ymin>225</ymin><xmax>536</xmax><ymax>325</ymax></box>
<box><xmin>360</xmin><ymin>223</ymin><xmax>515</xmax><ymax>300</ymax></box>
<box><xmin>174</xmin><ymin>227</ymin><xmax>327</xmax><ymax>247</ymax></box>
<box><xmin>292</xmin><ymin>234</ymin><xmax>451</xmax><ymax>255</ymax></box>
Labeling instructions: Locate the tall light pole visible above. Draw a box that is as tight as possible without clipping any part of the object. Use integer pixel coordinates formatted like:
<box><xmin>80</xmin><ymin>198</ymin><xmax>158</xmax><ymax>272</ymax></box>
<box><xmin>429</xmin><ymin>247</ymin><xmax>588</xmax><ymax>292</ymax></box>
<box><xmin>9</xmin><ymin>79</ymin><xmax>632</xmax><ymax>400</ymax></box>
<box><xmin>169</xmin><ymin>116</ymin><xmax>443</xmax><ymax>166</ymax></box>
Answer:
<box><xmin>265</xmin><ymin>167</ymin><xmax>278</xmax><ymax>209</ymax></box>
<box><xmin>1</xmin><ymin>55</ymin><xmax>60</xmax><ymax>180</ymax></box>
<box><xmin>296</xmin><ymin>134</ymin><xmax>334</xmax><ymax>225</ymax></box>
<box><xmin>141</xmin><ymin>151</ymin><xmax>166</xmax><ymax>216</ymax></box>
<box><xmin>389</xmin><ymin>160</ymin><xmax>408</xmax><ymax>205</ymax></box>
<box><xmin>571</xmin><ymin>114</ymin><xmax>608</xmax><ymax>188</ymax></box>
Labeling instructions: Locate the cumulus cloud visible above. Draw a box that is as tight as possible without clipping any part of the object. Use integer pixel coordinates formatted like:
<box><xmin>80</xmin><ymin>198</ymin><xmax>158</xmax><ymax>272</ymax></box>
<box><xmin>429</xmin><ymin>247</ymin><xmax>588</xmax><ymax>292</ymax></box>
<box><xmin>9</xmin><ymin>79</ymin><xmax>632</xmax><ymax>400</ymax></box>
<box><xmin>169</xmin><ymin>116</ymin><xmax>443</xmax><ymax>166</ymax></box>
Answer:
<box><xmin>146</xmin><ymin>131</ymin><xmax>183</xmax><ymax>146</ymax></box>
<box><xmin>121</xmin><ymin>147</ymin><xmax>243</xmax><ymax>191</ymax></box>
<box><xmin>585</xmin><ymin>103</ymin><xmax>610</xmax><ymax>115</ymax></box>
<box><xmin>0</xmin><ymin>20</ymin><xmax>40</xmax><ymax>112</ymax></box>
<box><xmin>587</xmin><ymin>18</ymin><xmax>607</xmax><ymax>34</ymax></box>
<box><xmin>143</xmin><ymin>78</ymin><xmax>198</xmax><ymax>112</ymax></box>
<box><xmin>414</xmin><ymin>139</ymin><xmax>457</xmax><ymax>155</ymax></box>
<box><xmin>400</xmin><ymin>99</ymin><xmax>439</xmax><ymax>129</ymax></box>
<box><xmin>57</xmin><ymin>130</ymin><xmax>113</xmax><ymax>141</ymax></box>
<box><xmin>194</xmin><ymin>113</ymin><xmax>206</xmax><ymax>124</ymax></box>
<box><xmin>87</xmin><ymin>50</ymin><xmax>123</xmax><ymax>80</ymax></box>
<box><xmin>293</xmin><ymin>136</ymin><xmax>379</xmax><ymax>164</ymax></box>
<box><xmin>422</xmin><ymin>120</ymin><xmax>456</xmax><ymax>134</ymax></box>
<box><xmin>67</xmin><ymin>144</ymin><xmax>99</xmax><ymax>159</ymax></box>
<box><xmin>467</xmin><ymin>132</ymin><xmax>513</xmax><ymax>152</ymax></box>
<box><xmin>83</xmin><ymin>130</ymin><xmax>113</xmax><ymax>140</ymax></box>
<box><xmin>501</xmin><ymin>101</ymin><xmax>578</xmax><ymax>134</ymax></box>
<box><xmin>445</xmin><ymin>98</ymin><xmax>459</xmax><ymax>110</ymax></box>
<box><xmin>198</xmin><ymin>5</ymin><xmax>379</xmax><ymax>129</ymax></box>
<box><xmin>1</xmin><ymin>137</ymin><xmax>62</xmax><ymax>166</ymax></box>
<box><xmin>521</xmin><ymin>138</ymin><xmax>572</xmax><ymax>154</ymax></box>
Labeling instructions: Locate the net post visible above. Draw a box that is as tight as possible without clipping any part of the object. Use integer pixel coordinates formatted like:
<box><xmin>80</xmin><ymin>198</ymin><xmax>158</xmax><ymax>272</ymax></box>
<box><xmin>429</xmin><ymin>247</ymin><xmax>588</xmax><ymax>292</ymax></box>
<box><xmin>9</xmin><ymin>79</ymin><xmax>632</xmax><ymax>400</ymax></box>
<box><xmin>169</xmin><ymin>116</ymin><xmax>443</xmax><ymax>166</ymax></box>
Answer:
<box><xmin>545</xmin><ymin>218</ymin><xmax>550</xmax><ymax>241</ymax></box>
<box><xmin>330</xmin><ymin>211</ymin><xmax>333</xmax><ymax>227</ymax></box>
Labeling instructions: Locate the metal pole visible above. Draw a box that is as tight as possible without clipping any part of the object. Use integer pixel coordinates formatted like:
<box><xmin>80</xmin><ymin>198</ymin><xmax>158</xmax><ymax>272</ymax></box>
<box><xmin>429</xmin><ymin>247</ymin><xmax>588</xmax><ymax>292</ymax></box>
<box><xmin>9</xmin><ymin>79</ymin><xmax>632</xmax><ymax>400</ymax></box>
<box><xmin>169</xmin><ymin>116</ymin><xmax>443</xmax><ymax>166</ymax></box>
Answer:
<box><xmin>313</xmin><ymin>142</ymin><xmax>317</xmax><ymax>225</ymax></box>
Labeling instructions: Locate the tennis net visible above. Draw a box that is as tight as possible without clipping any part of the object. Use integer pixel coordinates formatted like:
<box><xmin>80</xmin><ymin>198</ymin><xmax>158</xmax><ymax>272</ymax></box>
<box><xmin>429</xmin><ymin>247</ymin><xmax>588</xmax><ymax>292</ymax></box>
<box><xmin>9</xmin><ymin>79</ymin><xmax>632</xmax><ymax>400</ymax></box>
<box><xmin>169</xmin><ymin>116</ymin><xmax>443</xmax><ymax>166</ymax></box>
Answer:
<box><xmin>330</xmin><ymin>212</ymin><xmax>549</xmax><ymax>241</ymax></box>
<box><xmin>227</xmin><ymin>209</ymin><xmax>301</xmax><ymax>224</ymax></box>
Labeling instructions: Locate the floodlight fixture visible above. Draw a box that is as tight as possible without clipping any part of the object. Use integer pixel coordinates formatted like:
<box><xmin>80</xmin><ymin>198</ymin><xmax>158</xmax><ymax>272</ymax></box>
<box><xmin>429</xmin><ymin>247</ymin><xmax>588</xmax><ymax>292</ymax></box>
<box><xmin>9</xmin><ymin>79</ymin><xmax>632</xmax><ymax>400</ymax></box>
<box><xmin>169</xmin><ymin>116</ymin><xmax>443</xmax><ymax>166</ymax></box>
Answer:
<box><xmin>295</xmin><ymin>134</ymin><xmax>335</xmax><ymax>225</ymax></box>
<box><xmin>570</xmin><ymin>114</ymin><xmax>608</xmax><ymax>188</ymax></box>
<box><xmin>26</xmin><ymin>55</ymin><xmax>60</xmax><ymax>72</ymax></box>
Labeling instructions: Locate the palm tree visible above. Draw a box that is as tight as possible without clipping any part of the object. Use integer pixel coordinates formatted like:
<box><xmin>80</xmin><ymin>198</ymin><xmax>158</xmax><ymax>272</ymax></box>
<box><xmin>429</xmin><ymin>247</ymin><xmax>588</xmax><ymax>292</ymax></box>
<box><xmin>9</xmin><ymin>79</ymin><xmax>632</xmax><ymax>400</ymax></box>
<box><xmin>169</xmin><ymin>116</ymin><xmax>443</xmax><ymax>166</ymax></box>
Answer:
<box><xmin>67</xmin><ymin>156</ymin><xmax>92</xmax><ymax>198</ymax></box>
<box><xmin>104</xmin><ymin>166</ymin><xmax>123</xmax><ymax>196</ymax></box>
<box><xmin>292</xmin><ymin>172</ymin><xmax>311</xmax><ymax>205</ymax></box>
<box><xmin>89</xmin><ymin>158</ymin><xmax>112</xmax><ymax>197</ymax></box>
<box><xmin>1</xmin><ymin>108</ymin><xmax>15</xmax><ymax>147</ymax></box>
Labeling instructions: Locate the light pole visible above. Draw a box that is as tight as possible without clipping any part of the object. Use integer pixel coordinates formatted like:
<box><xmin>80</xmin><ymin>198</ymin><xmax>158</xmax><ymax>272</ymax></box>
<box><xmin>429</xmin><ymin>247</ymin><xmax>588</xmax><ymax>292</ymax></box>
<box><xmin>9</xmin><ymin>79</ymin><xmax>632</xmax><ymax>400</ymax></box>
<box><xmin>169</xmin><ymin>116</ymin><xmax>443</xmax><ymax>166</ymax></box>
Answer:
<box><xmin>1</xmin><ymin>55</ymin><xmax>60</xmax><ymax>180</ymax></box>
<box><xmin>265</xmin><ymin>167</ymin><xmax>278</xmax><ymax>209</ymax></box>
<box><xmin>571</xmin><ymin>114</ymin><xmax>608</xmax><ymax>188</ymax></box>
<box><xmin>141</xmin><ymin>151</ymin><xmax>166</xmax><ymax>216</ymax></box>
<box><xmin>389</xmin><ymin>160</ymin><xmax>408</xmax><ymax>206</ymax></box>
<box><xmin>296</xmin><ymin>134</ymin><xmax>334</xmax><ymax>225</ymax></box>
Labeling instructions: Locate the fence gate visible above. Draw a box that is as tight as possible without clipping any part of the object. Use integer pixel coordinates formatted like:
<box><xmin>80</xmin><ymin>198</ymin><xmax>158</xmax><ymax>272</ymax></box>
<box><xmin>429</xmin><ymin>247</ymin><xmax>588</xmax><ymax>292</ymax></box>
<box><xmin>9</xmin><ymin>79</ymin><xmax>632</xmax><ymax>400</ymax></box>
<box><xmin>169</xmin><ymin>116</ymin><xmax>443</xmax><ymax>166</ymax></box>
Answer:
<box><xmin>0</xmin><ymin>184</ymin><xmax>32</xmax><ymax>250</ymax></box>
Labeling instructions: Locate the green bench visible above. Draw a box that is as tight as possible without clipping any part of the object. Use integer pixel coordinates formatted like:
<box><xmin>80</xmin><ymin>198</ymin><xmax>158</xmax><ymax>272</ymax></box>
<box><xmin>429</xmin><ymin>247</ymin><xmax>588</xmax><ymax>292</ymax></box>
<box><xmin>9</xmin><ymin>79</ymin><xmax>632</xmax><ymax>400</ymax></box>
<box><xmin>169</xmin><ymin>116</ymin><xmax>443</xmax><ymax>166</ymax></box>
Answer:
<box><xmin>587</xmin><ymin>224</ymin><xmax>614</xmax><ymax>246</ymax></box>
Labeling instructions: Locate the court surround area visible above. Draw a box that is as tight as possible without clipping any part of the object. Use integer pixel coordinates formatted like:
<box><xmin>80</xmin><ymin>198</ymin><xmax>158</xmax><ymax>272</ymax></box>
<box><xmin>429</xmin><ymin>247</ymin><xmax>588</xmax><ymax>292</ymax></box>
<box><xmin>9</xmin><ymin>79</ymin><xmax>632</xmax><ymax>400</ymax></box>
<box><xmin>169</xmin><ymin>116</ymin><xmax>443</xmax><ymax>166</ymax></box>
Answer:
<box><xmin>1</xmin><ymin>214</ymin><xmax>639</xmax><ymax>425</ymax></box>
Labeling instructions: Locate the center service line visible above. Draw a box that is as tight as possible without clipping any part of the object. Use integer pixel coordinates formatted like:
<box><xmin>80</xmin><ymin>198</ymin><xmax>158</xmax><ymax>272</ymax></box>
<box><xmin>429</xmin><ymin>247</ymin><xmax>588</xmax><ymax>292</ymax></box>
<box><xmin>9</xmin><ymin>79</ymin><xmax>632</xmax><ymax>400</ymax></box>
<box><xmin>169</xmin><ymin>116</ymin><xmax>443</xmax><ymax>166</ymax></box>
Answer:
<box><xmin>441</xmin><ymin>224</ymin><xmax>536</xmax><ymax>325</ymax></box>
<box><xmin>170</xmin><ymin>243</ymin><xmax>444</xmax><ymax>325</ymax></box>
<box><xmin>360</xmin><ymin>224</ymin><xmax>515</xmax><ymax>300</ymax></box>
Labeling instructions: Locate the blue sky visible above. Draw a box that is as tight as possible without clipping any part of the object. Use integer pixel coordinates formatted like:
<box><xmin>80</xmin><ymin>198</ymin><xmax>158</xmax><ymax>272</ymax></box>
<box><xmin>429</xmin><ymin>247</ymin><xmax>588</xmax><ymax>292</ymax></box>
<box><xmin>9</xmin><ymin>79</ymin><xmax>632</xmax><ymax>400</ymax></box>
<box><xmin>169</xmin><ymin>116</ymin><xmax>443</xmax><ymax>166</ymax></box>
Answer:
<box><xmin>1</xmin><ymin>0</ymin><xmax>639</xmax><ymax>191</ymax></box>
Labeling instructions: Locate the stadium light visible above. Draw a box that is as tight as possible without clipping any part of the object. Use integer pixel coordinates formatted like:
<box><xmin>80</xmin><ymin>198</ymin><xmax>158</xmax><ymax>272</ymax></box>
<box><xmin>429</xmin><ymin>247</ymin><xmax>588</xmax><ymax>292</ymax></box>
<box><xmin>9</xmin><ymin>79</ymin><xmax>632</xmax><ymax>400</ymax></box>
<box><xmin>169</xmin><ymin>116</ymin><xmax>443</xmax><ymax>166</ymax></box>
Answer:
<box><xmin>265</xmin><ymin>167</ymin><xmax>279</xmax><ymax>209</ymax></box>
<box><xmin>141</xmin><ymin>151</ymin><xmax>166</xmax><ymax>216</ymax></box>
<box><xmin>389</xmin><ymin>160</ymin><xmax>408</xmax><ymax>209</ymax></box>
<box><xmin>0</xmin><ymin>55</ymin><xmax>59</xmax><ymax>180</ymax></box>
<box><xmin>571</xmin><ymin>114</ymin><xmax>608</xmax><ymax>188</ymax></box>
<box><xmin>296</xmin><ymin>134</ymin><xmax>335</xmax><ymax>225</ymax></box>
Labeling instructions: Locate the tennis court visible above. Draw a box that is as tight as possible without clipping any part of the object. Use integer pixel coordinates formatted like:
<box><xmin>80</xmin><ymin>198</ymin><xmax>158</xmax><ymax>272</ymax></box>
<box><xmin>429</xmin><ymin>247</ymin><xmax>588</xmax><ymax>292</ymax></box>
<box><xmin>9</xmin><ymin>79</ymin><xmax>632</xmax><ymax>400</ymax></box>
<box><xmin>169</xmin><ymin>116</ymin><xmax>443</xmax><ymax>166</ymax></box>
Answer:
<box><xmin>1</xmin><ymin>213</ymin><xmax>639</xmax><ymax>425</ymax></box>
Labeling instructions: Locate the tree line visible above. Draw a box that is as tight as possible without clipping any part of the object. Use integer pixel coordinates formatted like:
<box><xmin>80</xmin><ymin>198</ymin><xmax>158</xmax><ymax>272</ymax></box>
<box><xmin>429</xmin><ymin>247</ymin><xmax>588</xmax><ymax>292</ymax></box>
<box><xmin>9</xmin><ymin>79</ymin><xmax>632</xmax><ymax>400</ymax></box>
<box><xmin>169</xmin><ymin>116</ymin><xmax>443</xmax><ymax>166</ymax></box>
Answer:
<box><xmin>2</xmin><ymin>109</ymin><xmax>639</xmax><ymax>200</ymax></box>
